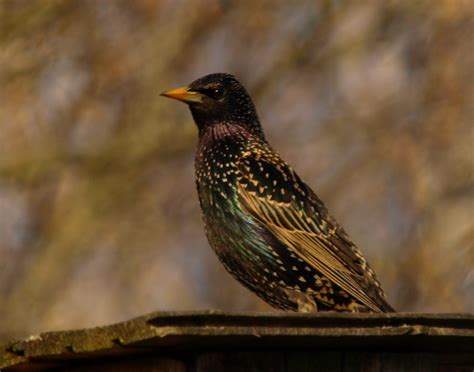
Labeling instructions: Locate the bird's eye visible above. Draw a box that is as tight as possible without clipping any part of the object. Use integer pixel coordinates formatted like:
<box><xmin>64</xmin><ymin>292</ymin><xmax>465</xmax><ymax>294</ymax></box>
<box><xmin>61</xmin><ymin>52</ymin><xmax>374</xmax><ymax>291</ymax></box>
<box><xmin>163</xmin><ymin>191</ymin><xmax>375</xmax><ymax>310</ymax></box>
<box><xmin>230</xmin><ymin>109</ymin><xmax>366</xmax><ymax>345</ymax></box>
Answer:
<box><xmin>208</xmin><ymin>88</ymin><xmax>224</xmax><ymax>100</ymax></box>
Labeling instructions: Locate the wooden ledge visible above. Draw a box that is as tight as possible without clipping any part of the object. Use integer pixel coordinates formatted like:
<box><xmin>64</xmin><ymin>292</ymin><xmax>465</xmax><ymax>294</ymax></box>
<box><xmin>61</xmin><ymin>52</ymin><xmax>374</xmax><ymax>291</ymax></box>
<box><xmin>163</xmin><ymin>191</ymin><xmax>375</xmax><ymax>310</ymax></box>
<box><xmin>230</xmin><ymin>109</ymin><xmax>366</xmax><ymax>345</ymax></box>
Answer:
<box><xmin>1</xmin><ymin>311</ymin><xmax>473</xmax><ymax>370</ymax></box>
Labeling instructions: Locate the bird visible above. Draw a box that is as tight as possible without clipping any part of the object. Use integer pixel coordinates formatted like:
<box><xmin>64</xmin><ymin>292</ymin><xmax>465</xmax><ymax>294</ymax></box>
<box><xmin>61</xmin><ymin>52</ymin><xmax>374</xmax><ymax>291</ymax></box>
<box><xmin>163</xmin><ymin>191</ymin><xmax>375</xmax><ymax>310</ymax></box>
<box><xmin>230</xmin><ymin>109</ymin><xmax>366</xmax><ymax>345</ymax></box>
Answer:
<box><xmin>161</xmin><ymin>73</ymin><xmax>394</xmax><ymax>313</ymax></box>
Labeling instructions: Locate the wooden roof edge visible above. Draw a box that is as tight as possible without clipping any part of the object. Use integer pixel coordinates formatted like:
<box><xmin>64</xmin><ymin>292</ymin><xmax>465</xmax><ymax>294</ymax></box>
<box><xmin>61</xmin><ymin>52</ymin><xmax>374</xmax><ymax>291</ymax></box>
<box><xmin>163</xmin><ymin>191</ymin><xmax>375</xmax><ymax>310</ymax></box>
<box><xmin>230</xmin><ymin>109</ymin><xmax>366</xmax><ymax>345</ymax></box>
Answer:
<box><xmin>1</xmin><ymin>311</ymin><xmax>473</xmax><ymax>370</ymax></box>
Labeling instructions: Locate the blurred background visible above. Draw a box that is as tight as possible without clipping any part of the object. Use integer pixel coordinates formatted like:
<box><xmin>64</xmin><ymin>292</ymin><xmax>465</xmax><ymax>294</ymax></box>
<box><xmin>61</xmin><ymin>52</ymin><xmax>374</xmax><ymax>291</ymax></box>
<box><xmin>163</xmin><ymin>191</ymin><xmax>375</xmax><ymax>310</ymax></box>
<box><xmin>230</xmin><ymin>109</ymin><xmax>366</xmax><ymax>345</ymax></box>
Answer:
<box><xmin>0</xmin><ymin>0</ymin><xmax>473</xmax><ymax>342</ymax></box>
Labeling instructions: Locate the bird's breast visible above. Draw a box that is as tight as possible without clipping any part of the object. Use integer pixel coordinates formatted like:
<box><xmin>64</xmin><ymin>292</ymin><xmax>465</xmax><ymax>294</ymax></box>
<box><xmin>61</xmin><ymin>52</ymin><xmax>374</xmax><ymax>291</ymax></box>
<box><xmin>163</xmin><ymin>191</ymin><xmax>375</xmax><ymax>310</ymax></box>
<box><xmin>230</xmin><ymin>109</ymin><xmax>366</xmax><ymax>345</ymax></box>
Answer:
<box><xmin>195</xmin><ymin>131</ymin><xmax>251</xmax><ymax>204</ymax></box>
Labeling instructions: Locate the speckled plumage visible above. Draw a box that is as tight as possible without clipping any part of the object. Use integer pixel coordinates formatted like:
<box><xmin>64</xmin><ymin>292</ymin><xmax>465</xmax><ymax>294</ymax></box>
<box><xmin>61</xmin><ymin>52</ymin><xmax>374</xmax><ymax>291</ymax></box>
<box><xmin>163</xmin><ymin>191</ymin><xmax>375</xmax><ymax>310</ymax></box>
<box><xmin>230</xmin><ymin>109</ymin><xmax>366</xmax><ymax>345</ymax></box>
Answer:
<box><xmin>162</xmin><ymin>73</ymin><xmax>394</xmax><ymax>313</ymax></box>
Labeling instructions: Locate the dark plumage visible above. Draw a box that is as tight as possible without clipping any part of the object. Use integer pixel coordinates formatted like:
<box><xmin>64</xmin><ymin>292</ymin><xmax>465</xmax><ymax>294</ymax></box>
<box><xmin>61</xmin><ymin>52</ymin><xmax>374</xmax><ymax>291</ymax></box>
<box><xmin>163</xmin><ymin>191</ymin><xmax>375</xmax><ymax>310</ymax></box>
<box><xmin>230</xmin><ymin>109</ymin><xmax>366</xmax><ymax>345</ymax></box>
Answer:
<box><xmin>161</xmin><ymin>73</ymin><xmax>394</xmax><ymax>313</ymax></box>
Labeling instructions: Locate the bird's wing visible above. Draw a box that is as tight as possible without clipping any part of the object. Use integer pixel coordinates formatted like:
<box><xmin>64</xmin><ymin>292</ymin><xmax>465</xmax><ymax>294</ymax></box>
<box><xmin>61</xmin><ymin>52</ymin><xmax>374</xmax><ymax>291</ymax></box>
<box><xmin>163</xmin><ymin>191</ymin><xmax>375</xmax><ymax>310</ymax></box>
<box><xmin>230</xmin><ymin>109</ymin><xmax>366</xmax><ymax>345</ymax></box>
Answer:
<box><xmin>236</xmin><ymin>148</ymin><xmax>387</xmax><ymax>312</ymax></box>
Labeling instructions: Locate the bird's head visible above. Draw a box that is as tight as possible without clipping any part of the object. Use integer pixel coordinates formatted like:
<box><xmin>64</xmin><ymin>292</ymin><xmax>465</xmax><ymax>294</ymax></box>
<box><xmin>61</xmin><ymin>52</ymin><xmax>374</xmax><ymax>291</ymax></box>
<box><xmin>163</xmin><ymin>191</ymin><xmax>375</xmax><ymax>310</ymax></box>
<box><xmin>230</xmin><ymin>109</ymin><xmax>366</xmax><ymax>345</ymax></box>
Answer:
<box><xmin>161</xmin><ymin>73</ymin><xmax>263</xmax><ymax>137</ymax></box>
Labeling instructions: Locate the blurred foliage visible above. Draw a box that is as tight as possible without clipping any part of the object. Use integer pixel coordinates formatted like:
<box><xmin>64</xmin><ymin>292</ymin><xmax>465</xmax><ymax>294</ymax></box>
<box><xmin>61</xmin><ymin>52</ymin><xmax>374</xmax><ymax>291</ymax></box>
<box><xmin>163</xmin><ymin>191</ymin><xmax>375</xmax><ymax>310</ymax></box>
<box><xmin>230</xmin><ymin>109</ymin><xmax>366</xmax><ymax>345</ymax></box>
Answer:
<box><xmin>0</xmin><ymin>0</ymin><xmax>473</xmax><ymax>341</ymax></box>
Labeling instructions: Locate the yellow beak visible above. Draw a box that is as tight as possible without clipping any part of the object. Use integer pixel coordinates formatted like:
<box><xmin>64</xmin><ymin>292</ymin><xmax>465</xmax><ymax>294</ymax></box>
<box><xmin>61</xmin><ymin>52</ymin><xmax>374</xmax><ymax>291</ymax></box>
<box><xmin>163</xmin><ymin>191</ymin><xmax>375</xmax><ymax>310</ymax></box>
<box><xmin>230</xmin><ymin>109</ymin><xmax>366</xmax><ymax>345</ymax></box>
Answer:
<box><xmin>160</xmin><ymin>86</ymin><xmax>203</xmax><ymax>104</ymax></box>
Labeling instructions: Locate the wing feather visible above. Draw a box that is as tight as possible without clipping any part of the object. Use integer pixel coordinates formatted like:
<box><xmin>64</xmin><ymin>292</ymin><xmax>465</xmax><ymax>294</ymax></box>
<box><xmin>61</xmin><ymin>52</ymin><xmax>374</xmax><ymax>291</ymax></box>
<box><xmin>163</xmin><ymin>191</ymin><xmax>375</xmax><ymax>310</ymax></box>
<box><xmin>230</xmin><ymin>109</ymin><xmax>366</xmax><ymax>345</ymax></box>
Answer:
<box><xmin>236</xmin><ymin>149</ymin><xmax>387</xmax><ymax>312</ymax></box>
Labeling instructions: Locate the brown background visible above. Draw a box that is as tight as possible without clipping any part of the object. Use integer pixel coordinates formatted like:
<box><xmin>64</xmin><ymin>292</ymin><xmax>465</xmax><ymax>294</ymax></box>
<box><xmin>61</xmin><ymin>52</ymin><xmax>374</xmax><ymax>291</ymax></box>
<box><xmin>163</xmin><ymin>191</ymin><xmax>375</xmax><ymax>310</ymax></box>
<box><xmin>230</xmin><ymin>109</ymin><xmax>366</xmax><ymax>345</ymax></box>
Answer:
<box><xmin>0</xmin><ymin>0</ymin><xmax>473</xmax><ymax>342</ymax></box>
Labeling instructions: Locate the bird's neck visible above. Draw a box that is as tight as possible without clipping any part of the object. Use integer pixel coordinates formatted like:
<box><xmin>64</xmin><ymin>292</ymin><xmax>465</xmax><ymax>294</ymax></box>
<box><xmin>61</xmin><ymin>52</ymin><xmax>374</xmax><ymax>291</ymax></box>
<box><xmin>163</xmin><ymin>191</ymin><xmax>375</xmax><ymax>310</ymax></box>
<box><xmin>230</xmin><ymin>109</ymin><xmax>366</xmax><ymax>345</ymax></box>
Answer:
<box><xmin>190</xmin><ymin>106</ymin><xmax>265</xmax><ymax>141</ymax></box>
<box><xmin>197</xmin><ymin>123</ymin><xmax>247</xmax><ymax>152</ymax></box>
<box><xmin>195</xmin><ymin>122</ymin><xmax>266</xmax><ymax>171</ymax></box>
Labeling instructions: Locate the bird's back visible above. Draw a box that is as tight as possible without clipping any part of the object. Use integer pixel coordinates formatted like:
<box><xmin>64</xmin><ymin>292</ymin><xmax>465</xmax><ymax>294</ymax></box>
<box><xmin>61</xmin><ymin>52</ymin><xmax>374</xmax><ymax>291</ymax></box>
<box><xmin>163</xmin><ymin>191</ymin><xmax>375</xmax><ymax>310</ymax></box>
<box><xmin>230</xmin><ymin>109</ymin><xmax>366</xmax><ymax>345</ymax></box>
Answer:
<box><xmin>195</xmin><ymin>124</ymin><xmax>393</xmax><ymax>313</ymax></box>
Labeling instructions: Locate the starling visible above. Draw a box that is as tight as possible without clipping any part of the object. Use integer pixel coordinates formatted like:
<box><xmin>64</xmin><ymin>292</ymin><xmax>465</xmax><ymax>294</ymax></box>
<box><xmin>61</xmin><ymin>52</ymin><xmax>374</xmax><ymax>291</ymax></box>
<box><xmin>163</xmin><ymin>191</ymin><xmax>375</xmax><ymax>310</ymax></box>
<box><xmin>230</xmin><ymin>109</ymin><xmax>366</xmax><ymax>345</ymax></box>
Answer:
<box><xmin>161</xmin><ymin>73</ymin><xmax>394</xmax><ymax>313</ymax></box>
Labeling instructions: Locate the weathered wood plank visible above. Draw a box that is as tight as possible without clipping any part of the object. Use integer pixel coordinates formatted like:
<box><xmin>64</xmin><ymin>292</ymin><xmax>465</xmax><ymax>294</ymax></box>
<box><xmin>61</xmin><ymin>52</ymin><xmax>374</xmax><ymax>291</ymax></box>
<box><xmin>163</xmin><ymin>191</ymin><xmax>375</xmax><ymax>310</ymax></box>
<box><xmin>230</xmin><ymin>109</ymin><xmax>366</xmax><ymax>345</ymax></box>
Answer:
<box><xmin>343</xmin><ymin>352</ymin><xmax>381</xmax><ymax>372</ymax></box>
<box><xmin>58</xmin><ymin>356</ymin><xmax>187</xmax><ymax>372</ymax></box>
<box><xmin>437</xmin><ymin>353</ymin><xmax>474</xmax><ymax>372</ymax></box>
<box><xmin>0</xmin><ymin>311</ymin><xmax>472</xmax><ymax>370</ymax></box>
<box><xmin>381</xmin><ymin>353</ymin><xmax>436</xmax><ymax>372</ymax></box>
<box><xmin>196</xmin><ymin>352</ymin><xmax>285</xmax><ymax>372</ymax></box>
<box><xmin>286</xmin><ymin>352</ymin><xmax>343</xmax><ymax>372</ymax></box>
